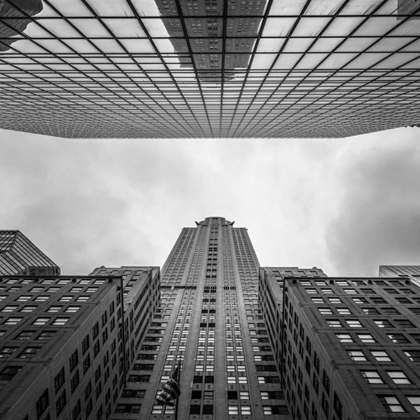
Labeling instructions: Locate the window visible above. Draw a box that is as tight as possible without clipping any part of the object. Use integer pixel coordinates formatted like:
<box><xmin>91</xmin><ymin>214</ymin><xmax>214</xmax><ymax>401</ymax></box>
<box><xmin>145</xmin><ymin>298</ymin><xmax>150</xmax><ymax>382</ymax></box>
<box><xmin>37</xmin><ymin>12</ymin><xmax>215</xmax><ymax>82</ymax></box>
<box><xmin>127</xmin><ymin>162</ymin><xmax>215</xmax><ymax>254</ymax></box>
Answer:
<box><xmin>36</xmin><ymin>389</ymin><xmax>49</xmax><ymax>419</ymax></box>
<box><xmin>59</xmin><ymin>296</ymin><xmax>72</xmax><ymax>302</ymax></box>
<box><xmin>374</xmin><ymin>320</ymin><xmax>393</xmax><ymax>328</ymax></box>
<box><xmin>352</xmin><ymin>297</ymin><xmax>368</xmax><ymax>304</ymax></box>
<box><xmin>34</xmin><ymin>296</ymin><xmax>49</xmax><ymax>302</ymax></box>
<box><xmin>407</xmin><ymin>396</ymin><xmax>420</xmax><ymax>412</ymax></box>
<box><xmin>47</xmin><ymin>306</ymin><xmax>61</xmax><ymax>313</ymax></box>
<box><xmin>18</xmin><ymin>347</ymin><xmax>40</xmax><ymax>359</ymax></box>
<box><xmin>1</xmin><ymin>306</ymin><xmax>17</xmax><ymax>312</ymax></box>
<box><xmin>361</xmin><ymin>371</ymin><xmax>383</xmax><ymax>384</ymax></box>
<box><xmin>228</xmin><ymin>405</ymin><xmax>238</xmax><ymax>415</ymax></box>
<box><xmin>319</xmin><ymin>308</ymin><xmax>333</xmax><ymax>315</ymax></box>
<box><xmin>387</xmin><ymin>371</ymin><xmax>410</xmax><ymax>384</ymax></box>
<box><xmin>404</xmin><ymin>350</ymin><xmax>420</xmax><ymax>362</ymax></box>
<box><xmin>337</xmin><ymin>308</ymin><xmax>351</xmax><ymax>315</ymax></box>
<box><xmin>387</xmin><ymin>334</ymin><xmax>409</xmax><ymax>343</ymax></box>
<box><xmin>358</xmin><ymin>334</ymin><xmax>376</xmax><ymax>343</ymax></box>
<box><xmin>56</xmin><ymin>391</ymin><xmax>66</xmax><ymax>415</ymax></box>
<box><xmin>395</xmin><ymin>320</ymin><xmax>415</xmax><ymax>329</ymax></box>
<box><xmin>37</xmin><ymin>331</ymin><xmax>56</xmax><ymax>340</ymax></box>
<box><xmin>33</xmin><ymin>318</ymin><xmax>49</xmax><ymax>326</ymax></box>
<box><xmin>0</xmin><ymin>366</ymin><xmax>22</xmax><ymax>381</ymax></box>
<box><xmin>336</xmin><ymin>333</ymin><xmax>353</xmax><ymax>343</ymax></box>
<box><xmin>348</xmin><ymin>350</ymin><xmax>366</xmax><ymax>361</ymax></box>
<box><xmin>327</xmin><ymin>320</ymin><xmax>343</xmax><ymax>328</ymax></box>
<box><xmin>69</xmin><ymin>350</ymin><xmax>78</xmax><ymax>371</ymax></box>
<box><xmin>0</xmin><ymin>347</ymin><xmax>17</xmax><ymax>358</ymax></box>
<box><xmin>82</xmin><ymin>335</ymin><xmax>90</xmax><ymax>354</ymax></box>
<box><xmin>71</xmin><ymin>370</ymin><xmax>80</xmax><ymax>392</ymax></box>
<box><xmin>15</xmin><ymin>331</ymin><xmax>34</xmax><ymax>341</ymax></box>
<box><xmin>363</xmin><ymin>308</ymin><xmax>379</xmax><ymax>315</ymax></box>
<box><xmin>372</xmin><ymin>351</ymin><xmax>391</xmax><ymax>362</ymax></box>
<box><xmin>347</xmin><ymin>320</ymin><xmax>363</xmax><ymax>328</ymax></box>
<box><xmin>54</xmin><ymin>368</ymin><xmax>65</xmax><ymax>392</ymax></box>
<box><xmin>378</xmin><ymin>395</ymin><xmax>405</xmax><ymax>413</ymax></box>
<box><xmin>53</xmin><ymin>317</ymin><xmax>69</xmax><ymax>326</ymax></box>
<box><xmin>66</xmin><ymin>306</ymin><xmax>80</xmax><ymax>313</ymax></box>
<box><xmin>4</xmin><ymin>317</ymin><xmax>23</xmax><ymax>325</ymax></box>
<box><xmin>21</xmin><ymin>305</ymin><xmax>37</xmax><ymax>313</ymax></box>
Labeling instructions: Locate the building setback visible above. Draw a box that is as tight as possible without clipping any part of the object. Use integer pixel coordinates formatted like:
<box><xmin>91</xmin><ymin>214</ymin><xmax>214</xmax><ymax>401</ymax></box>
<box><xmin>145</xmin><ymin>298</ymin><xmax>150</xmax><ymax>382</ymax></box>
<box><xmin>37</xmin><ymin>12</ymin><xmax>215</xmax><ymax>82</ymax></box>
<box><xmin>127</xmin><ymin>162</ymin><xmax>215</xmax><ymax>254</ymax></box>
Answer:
<box><xmin>0</xmin><ymin>230</ymin><xmax>60</xmax><ymax>276</ymax></box>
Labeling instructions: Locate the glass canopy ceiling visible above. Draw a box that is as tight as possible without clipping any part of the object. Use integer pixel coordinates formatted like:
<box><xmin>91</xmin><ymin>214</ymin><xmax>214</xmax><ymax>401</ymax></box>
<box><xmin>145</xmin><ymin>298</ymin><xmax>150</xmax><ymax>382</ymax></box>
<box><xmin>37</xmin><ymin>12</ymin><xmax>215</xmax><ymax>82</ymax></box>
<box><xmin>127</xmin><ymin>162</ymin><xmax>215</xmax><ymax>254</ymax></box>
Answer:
<box><xmin>0</xmin><ymin>0</ymin><xmax>419</xmax><ymax>138</ymax></box>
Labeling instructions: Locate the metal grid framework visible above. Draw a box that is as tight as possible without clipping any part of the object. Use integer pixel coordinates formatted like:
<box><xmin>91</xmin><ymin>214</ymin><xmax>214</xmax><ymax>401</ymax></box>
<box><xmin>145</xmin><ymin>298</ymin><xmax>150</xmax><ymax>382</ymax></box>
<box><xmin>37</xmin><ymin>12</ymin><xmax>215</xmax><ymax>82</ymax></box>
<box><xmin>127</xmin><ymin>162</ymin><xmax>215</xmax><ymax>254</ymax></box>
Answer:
<box><xmin>0</xmin><ymin>0</ymin><xmax>420</xmax><ymax>138</ymax></box>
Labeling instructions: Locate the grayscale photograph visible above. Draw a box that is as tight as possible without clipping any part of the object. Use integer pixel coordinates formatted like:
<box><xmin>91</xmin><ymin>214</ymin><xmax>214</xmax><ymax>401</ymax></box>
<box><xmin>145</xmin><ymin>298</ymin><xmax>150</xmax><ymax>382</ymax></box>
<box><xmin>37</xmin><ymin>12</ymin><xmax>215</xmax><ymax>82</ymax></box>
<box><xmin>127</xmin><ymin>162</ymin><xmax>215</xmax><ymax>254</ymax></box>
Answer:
<box><xmin>1</xmin><ymin>1</ymin><xmax>420</xmax><ymax>419</ymax></box>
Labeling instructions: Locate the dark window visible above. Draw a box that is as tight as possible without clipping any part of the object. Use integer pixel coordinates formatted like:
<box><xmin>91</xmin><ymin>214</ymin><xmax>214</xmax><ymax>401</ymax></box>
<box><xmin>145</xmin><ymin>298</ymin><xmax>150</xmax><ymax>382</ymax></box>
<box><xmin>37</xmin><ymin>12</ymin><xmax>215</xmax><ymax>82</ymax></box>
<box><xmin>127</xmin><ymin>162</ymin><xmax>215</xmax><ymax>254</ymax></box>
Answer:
<box><xmin>69</xmin><ymin>350</ymin><xmax>78</xmax><ymax>372</ymax></box>
<box><xmin>93</xmin><ymin>340</ymin><xmax>100</xmax><ymax>357</ymax></box>
<box><xmin>84</xmin><ymin>381</ymin><xmax>92</xmax><ymax>400</ymax></box>
<box><xmin>92</xmin><ymin>322</ymin><xmax>99</xmax><ymax>338</ymax></box>
<box><xmin>36</xmin><ymin>389</ymin><xmax>49</xmax><ymax>419</ymax></box>
<box><xmin>70</xmin><ymin>370</ymin><xmax>80</xmax><ymax>393</ymax></box>
<box><xmin>193</xmin><ymin>375</ymin><xmax>202</xmax><ymax>383</ymax></box>
<box><xmin>83</xmin><ymin>355</ymin><xmax>91</xmax><ymax>373</ymax></box>
<box><xmin>82</xmin><ymin>335</ymin><xmax>90</xmax><ymax>354</ymax></box>
<box><xmin>56</xmin><ymin>390</ymin><xmax>66</xmax><ymax>415</ymax></box>
<box><xmin>54</xmin><ymin>368</ymin><xmax>65</xmax><ymax>393</ymax></box>
<box><xmin>0</xmin><ymin>366</ymin><xmax>22</xmax><ymax>381</ymax></box>
<box><xmin>190</xmin><ymin>405</ymin><xmax>201</xmax><ymax>415</ymax></box>
<box><xmin>203</xmin><ymin>405</ymin><xmax>213</xmax><ymax>414</ymax></box>
<box><xmin>333</xmin><ymin>392</ymin><xmax>343</xmax><ymax>420</ymax></box>
<box><xmin>122</xmin><ymin>389</ymin><xmax>146</xmax><ymax>398</ymax></box>
<box><xmin>228</xmin><ymin>391</ymin><xmax>238</xmax><ymax>399</ymax></box>
<box><xmin>72</xmin><ymin>400</ymin><xmax>81</xmax><ymax>420</ymax></box>
<box><xmin>205</xmin><ymin>376</ymin><xmax>214</xmax><ymax>383</ymax></box>
<box><xmin>189</xmin><ymin>390</ymin><xmax>201</xmax><ymax>399</ymax></box>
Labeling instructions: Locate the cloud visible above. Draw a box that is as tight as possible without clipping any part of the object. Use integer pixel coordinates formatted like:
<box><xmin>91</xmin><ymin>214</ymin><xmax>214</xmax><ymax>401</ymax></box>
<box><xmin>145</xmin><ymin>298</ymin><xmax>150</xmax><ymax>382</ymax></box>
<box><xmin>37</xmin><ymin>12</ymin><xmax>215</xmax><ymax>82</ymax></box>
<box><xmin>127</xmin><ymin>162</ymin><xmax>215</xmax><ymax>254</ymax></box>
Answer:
<box><xmin>326</xmin><ymin>132</ymin><xmax>420</xmax><ymax>276</ymax></box>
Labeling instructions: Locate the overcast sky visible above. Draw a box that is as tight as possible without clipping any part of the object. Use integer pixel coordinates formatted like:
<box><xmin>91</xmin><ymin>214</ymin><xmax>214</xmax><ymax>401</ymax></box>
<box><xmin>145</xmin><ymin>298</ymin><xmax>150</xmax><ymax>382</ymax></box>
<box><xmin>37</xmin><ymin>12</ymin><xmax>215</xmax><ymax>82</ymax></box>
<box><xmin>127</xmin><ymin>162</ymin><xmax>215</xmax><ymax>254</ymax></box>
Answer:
<box><xmin>1</xmin><ymin>127</ymin><xmax>419</xmax><ymax>277</ymax></box>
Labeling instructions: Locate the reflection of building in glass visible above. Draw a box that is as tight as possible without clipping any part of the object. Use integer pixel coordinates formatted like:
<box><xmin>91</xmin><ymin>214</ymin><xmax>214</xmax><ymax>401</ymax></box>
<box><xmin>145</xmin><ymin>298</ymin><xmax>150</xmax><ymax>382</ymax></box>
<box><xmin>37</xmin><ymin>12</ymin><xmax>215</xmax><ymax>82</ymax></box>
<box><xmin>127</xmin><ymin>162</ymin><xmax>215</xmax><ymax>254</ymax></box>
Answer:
<box><xmin>398</xmin><ymin>0</ymin><xmax>420</xmax><ymax>19</ymax></box>
<box><xmin>0</xmin><ymin>0</ymin><xmax>43</xmax><ymax>52</ymax></box>
<box><xmin>260</xmin><ymin>268</ymin><xmax>420</xmax><ymax>419</ymax></box>
<box><xmin>0</xmin><ymin>230</ymin><xmax>60</xmax><ymax>276</ymax></box>
<box><xmin>155</xmin><ymin>0</ymin><xmax>266</xmax><ymax>82</ymax></box>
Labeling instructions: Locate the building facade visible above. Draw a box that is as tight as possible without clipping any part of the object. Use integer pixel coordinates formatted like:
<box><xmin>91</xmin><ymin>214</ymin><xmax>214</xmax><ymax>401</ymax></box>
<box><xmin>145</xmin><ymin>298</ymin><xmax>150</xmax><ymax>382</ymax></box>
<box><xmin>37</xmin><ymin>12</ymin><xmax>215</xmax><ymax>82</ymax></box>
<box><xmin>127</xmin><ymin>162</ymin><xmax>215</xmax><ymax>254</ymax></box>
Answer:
<box><xmin>259</xmin><ymin>269</ymin><xmax>420</xmax><ymax>419</ymax></box>
<box><xmin>0</xmin><ymin>230</ymin><xmax>60</xmax><ymax>276</ymax></box>
<box><xmin>0</xmin><ymin>267</ymin><xmax>159</xmax><ymax>420</ymax></box>
<box><xmin>112</xmin><ymin>216</ymin><xmax>290</xmax><ymax>419</ymax></box>
<box><xmin>1</xmin><ymin>0</ymin><xmax>420</xmax><ymax>138</ymax></box>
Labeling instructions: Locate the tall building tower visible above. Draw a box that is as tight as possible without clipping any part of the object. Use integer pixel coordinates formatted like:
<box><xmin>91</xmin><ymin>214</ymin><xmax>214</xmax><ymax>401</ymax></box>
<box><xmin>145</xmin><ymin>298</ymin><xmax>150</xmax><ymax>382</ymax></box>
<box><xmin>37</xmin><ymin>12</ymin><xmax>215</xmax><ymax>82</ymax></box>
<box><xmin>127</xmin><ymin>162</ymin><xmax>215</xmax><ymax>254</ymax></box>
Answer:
<box><xmin>0</xmin><ymin>230</ymin><xmax>60</xmax><ymax>276</ymax></box>
<box><xmin>113</xmin><ymin>217</ymin><xmax>290</xmax><ymax>419</ymax></box>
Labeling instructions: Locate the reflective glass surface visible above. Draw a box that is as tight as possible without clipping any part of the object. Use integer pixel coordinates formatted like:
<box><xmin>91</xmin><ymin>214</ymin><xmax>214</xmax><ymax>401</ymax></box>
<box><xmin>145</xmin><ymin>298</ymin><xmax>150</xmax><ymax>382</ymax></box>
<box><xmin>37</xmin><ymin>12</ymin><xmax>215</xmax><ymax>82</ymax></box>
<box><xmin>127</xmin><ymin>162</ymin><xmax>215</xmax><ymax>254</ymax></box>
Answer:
<box><xmin>0</xmin><ymin>0</ymin><xmax>419</xmax><ymax>138</ymax></box>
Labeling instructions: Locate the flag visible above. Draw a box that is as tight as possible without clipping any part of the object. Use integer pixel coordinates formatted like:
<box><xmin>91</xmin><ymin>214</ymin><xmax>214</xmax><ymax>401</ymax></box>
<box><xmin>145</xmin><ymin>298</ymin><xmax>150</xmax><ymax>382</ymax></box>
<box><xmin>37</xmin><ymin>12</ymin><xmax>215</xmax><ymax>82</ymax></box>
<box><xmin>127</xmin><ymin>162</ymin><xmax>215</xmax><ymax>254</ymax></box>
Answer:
<box><xmin>156</xmin><ymin>362</ymin><xmax>181</xmax><ymax>406</ymax></box>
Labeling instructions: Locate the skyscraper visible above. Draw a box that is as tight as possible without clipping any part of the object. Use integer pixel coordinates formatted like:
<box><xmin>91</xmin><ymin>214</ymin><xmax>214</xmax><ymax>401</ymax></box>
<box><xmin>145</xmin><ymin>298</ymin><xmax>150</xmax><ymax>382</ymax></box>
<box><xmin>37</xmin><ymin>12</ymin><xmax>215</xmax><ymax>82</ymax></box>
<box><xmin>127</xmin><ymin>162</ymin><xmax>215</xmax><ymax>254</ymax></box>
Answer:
<box><xmin>0</xmin><ymin>230</ymin><xmax>60</xmax><ymax>276</ymax></box>
<box><xmin>114</xmin><ymin>216</ymin><xmax>290</xmax><ymax>419</ymax></box>
<box><xmin>1</xmin><ymin>0</ymin><xmax>420</xmax><ymax>138</ymax></box>
<box><xmin>2</xmin><ymin>221</ymin><xmax>420</xmax><ymax>419</ymax></box>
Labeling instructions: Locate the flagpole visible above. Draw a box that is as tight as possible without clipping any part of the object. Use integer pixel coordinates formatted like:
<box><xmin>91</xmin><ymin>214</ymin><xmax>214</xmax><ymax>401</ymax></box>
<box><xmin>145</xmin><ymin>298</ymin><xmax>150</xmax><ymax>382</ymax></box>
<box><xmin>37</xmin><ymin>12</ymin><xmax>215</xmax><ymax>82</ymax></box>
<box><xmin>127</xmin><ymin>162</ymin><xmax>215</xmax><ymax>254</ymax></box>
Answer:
<box><xmin>174</xmin><ymin>359</ymin><xmax>181</xmax><ymax>420</ymax></box>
